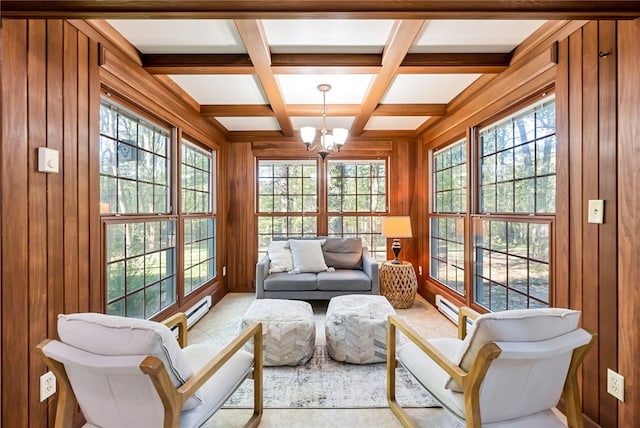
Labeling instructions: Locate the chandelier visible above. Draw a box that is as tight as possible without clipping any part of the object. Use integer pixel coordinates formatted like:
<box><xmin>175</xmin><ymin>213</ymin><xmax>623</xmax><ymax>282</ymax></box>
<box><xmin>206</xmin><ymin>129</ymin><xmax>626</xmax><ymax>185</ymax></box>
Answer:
<box><xmin>300</xmin><ymin>84</ymin><xmax>348</xmax><ymax>160</ymax></box>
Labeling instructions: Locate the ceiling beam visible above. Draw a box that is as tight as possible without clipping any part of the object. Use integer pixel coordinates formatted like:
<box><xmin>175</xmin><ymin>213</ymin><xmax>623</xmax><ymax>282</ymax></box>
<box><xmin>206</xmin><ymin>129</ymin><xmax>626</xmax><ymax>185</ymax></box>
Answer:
<box><xmin>142</xmin><ymin>54</ymin><xmax>254</xmax><ymax>74</ymax></box>
<box><xmin>234</xmin><ymin>19</ymin><xmax>294</xmax><ymax>136</ymax></box>
<box><xmin>142</xmin><ymin>52</ymin><xmax>510</xmax><ymax>75</ymax></box>
<box><xmin>3</xmin><ymin>1</ymin><xmax>639</xmax><ymax>19</ymax></box>
<box><xmin>398</xmin><ymin>52</ymin><xmax>511</xmax><ymax>73</ymax></box>
<box><xmin>372</xmin><ymin>104</ymin><xmax>447</xmax><ymax>116</ymax></box>
<box><xmin>350</xmin><ymin>20</ymin><xmax>425</xmax><ymax>136</ymax></box>
<box><xmin>199</xmin><ymin>103</ymin><xmax>448</xmax><ymax>117</ymax></box>
<box><xmin>200</xmin><ymin>105</ymin><xmax>275</xmax><ymax>117</ymax></box>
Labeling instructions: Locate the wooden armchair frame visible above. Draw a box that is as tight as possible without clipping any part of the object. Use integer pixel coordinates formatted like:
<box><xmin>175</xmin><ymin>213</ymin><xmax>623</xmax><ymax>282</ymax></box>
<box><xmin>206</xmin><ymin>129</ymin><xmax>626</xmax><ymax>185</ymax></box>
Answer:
<box><xmin>386</xmin><ymin>307</ymin><xmax>596</xmax><ymax>428</ymax></box>
<box><xmin>36</xmin><ymin>312</ymin><xmax>263</xmax><ymax>428</ymax></box>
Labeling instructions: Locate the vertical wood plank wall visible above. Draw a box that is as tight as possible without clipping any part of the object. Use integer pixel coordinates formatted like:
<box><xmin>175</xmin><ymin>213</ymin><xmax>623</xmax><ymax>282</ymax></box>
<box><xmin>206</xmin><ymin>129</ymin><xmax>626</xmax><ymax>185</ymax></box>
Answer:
<box><xmin>1</xmin><ymin>20</ymin><xmax>101</xmax><ymax>428</ymax></box>
<box><xmin>617</xmin><ymin>18</ymin><xmax>640</xmax><ymax>428</ymax></box>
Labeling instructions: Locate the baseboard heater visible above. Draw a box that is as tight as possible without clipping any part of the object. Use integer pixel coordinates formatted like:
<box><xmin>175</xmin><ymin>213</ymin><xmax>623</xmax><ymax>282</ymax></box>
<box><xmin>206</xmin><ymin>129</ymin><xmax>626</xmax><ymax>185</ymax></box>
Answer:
<box><xmin>185</xmin><ymin>295</ymin><xmax>212</xmax><ymax>328</ymax></box>
<box><xmin>436</xmin><ymin>295</ymin><xmax>460</xmax><ymax>324</ymax></box>
<box><xmin>172</xmin><ymin>296</ymin><xmax>212</xmax><ymax>338</ymax></box>
<box><xmin>436</xmin><ymin>295</ymin><xmax>475</xmax><ymax>330</ymax></box>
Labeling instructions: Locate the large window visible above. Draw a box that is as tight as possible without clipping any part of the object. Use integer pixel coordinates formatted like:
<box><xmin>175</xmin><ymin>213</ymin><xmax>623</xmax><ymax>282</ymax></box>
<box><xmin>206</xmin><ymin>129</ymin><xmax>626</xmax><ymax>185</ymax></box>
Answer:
<box><xmin>256</xmin><ymin>158</ymin><xmax>388</xmax><ymax>262</ymax></box>
<box><xmin>257</xmin><ymin>160</ymin><xmax>318</xmax><ymax>258</ymax></box>
<box><xmin>100</xmin><ymin>99</ymin><xmax>218</xmax><ymax>319</ymax></box>
<box><xmin>327</xmin><ymin>160</ymin><xmax>387</xmax><ymax>262</ymax></box>
<box><xmin>430</xmin><ymin>139</ymin><xmax>466</xmax><ymax>295</ymax></box>
<box><xmin>182</xmin><ymin>140</ymin><xmax>216</xmax><ymax>296</ymax></box>
<box><xmin>429</xmin><ymin>95</ymin><xmax>556</xmax><ymax>311</ymax></box>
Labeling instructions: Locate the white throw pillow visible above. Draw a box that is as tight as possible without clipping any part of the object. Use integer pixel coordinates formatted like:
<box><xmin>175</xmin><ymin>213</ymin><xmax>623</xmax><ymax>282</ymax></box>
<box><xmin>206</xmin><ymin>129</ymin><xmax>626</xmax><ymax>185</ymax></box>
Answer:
<box><xmin>267</xmin><ymin>241</ymin><xmax>294</xmax><ymax>274</ymax></box>
<box><xmin>288</xmin><ymin>239</ymin><xmax>329</xmax><ymax>273</ymax></box>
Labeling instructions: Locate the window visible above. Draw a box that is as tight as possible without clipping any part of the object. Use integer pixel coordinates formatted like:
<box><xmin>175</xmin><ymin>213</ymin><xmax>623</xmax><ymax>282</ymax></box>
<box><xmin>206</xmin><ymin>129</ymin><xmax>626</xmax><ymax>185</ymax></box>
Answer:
<box><xmin>99</xmin><ymin>101</ymin><xmax>169</xmax><ymax>214</ymax></box>
<box><xmin>327</xmin><ymin>160</ymin><xmax>387</xmax><ymax>262</ymax></box>
<box><xmin>105</xmin><ymin>221</ymin><xmax>176</xmax><ymax>318</ymax></box>
<box><xmin>430</xmin><ymin>139</ymin><xmax>466</xmax><ymax>295</ymax></box>
<box><xmin>182</xmin><ymin>140</ymin><xmax>216</xmax><ymax>295</ymax></box>
<box><xmin>100</xmin><ymin>99</ymin><xmax>218</xmax><ymax>319</ymax></box>
<box><xmin>428</xmin><ymin>95</ymin><xmax>556</xmax><ymax>311</ymax></box>
<box><xmin>256</xmin><ymin>158</ymin><xmax>389</xmax><ymax>262</ymax></box>
<box><xmin>257</xmin><ymin>160</ymin><xmax>318</xmax><ymax>258</ymax></box>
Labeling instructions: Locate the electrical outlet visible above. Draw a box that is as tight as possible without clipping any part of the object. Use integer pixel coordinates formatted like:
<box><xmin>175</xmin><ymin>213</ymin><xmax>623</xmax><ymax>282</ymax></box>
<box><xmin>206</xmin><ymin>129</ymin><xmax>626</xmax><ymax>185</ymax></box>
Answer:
<box><xmin>607</xmin><ymin>368</ymin><xmax>624</xmax><ymax>401</ymax></box>
<box><xmin>223</xmin><ymin>265</ymin><xmax>227</xmax><ymax>276</ymax></box>
<box><xmin>418</xmin><ymin>265</ymin><xmax>423</xmax><ymax>276</ymax></box>
<box><xmin>40</xmin><ymin>371</ymin><xmax>56</xmax><ymax>401</ymax></box>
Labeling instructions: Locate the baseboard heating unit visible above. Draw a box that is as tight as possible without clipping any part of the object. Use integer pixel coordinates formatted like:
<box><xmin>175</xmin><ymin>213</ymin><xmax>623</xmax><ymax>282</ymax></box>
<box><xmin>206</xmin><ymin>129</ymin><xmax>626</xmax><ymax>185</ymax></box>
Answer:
<box><xmin>185</xmin><ymin>295</ymin><xmax>212</xmax><ymax>328</ymax></box>
<box><xmin>435</xmin><ymin>295</ymin><xmax>460</xmax><ymax>324</ymax></box>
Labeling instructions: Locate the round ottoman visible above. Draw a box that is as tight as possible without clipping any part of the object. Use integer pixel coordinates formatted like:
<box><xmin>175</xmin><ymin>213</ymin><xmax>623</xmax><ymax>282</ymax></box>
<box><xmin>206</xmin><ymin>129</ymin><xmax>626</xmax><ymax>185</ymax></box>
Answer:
<box><xmin>241</xmin><ymin>299</ymin><xmax>315</xmax><ymax>366</ymax></box>
<box><xmin>325</xmin><ymin>294</ymin><xmax>396</xmax><ymax>364</ymax></box>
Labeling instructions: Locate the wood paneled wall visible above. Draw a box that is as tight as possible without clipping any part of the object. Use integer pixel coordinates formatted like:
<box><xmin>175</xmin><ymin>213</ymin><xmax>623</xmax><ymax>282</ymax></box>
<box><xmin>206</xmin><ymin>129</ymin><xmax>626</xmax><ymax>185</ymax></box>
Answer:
<box><xmin>616</xmin><ymin>18</ymin><xmax>640</xmax><ymax>428</ymax></box>
<box><xmin>1</xmin><ymin>20</ymin><xmax>101</xmax><ymax>427</ymax></box>
<box><xmin>417</xmin><ymin>20</ymin><xmax>639</xmax><ymax>427</ymax></box>
<box><xmin>0</xmin><ymin>19</ymin><xmax>227</xmax><ymax>428</ymax></box>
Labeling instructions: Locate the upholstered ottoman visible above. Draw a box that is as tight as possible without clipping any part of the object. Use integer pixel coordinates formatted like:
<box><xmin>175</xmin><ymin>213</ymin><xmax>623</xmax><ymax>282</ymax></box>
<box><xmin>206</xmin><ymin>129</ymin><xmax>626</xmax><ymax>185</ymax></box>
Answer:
<box><xmin>241</xmin><ymin>299</ymin><xmax>315</xmax><ymax>366</ymax></box>
<box><xmin>325</xmin><ymin>294</ymin><xmax>396</xmax><ymax>364</ymax></box>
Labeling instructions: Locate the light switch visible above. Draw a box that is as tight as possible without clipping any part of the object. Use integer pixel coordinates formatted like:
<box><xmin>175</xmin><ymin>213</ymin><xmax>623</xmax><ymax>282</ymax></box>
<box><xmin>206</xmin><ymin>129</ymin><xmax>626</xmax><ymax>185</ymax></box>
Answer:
<box><xmin>38</xmin><ymin>147</ymin><xmax>59</xmax><ymax>173</ymax></box>
<box><xmin>588</xmin><ymin>199</ymin><xmax>604</xmax><ymax>224</ymax></box>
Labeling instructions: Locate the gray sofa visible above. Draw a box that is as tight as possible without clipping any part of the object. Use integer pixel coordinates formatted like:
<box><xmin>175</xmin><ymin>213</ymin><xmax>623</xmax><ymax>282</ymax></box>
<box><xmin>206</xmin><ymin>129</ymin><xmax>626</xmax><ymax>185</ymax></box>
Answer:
<box><xmin>255</xmin><ymin>237</ymin><xmax>380</xmax><ymax>300</ymax></box>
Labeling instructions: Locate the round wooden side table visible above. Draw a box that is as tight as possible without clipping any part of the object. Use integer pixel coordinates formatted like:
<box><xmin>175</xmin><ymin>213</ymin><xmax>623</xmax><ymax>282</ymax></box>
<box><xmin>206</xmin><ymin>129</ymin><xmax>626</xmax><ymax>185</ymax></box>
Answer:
<box><xmin>379</xmin><ymin>261</ymin><xmax>418</xmax><ymax>309</ymax></box>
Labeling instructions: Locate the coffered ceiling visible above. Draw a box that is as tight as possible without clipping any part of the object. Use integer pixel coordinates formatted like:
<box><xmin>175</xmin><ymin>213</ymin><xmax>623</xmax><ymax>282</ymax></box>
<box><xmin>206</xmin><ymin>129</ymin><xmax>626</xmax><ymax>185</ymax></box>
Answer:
<box><xmin>4</xmin><ymin>1</ymin><xmax>638</xmax><ymax>141</ymax></box>
<box><xmin>104</xmin><ymin>18</ymin><xmax>545</xmax><ymax>139</ymax></box>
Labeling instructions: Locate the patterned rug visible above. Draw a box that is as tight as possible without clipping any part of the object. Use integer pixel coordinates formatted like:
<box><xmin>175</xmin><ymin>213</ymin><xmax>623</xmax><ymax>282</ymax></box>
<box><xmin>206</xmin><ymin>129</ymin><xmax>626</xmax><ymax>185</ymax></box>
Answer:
<box><xmin>222</xmin><ymin>312</ymin><xmax>441</xmax><ymax>409</ymax></box>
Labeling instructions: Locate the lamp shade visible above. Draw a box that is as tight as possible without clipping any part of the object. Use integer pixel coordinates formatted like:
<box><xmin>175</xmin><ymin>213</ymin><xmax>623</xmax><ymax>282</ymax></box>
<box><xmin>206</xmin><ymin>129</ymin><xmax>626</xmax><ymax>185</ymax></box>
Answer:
<box><xmin>381</xmin><ymin>216</ymin><xmax>413</xmax><ymax>238</ymax></box>
<box><xmin>300</xmin><ymin>126</ymin><xmax>316</xmax><ymax>144</ymax></box>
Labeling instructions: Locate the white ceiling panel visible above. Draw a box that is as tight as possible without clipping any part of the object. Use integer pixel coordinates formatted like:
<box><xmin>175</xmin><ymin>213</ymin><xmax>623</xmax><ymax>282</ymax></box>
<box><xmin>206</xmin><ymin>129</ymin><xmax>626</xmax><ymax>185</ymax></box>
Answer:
<box><xmin>168</xmin><ymin>75</ymin><xmax>267</xmax><ymax>104</ymax></box>
<box><xmin>382</xmin><ymin>74</ymin><xmax>480</xmax><ymax>104</ymax></box>
<box><xmin>411</xmin><ymin>20</ymin><xmax>546</xmax><ymax>53</ymax></box>
<box><xmin>262</xmin><ymin>19</ymin><xmax>395</xmax><ymax>53</ymax></box>
<box><xmin>216</xmin><ymin>117</ymin><xmax>281</xmax><ymax>131</ymax></box>
<box><xmin>291</xmin><ymin>116</ymin><xmax>355</xmax><ymax>130</ymax></box>
<box><xmin>365</xmin><ymin>116</ymin><xmax>430</xmax><ymax>131</ymax></box>
<box><xmin>277</xmin><ymin>74</ymin><xmax>375</xmax><ymax>104</ymax></box>
<box><xmin>107</xmin><ymin>19</ymin><xmax>246</xmax><ymax>54</ymax></box>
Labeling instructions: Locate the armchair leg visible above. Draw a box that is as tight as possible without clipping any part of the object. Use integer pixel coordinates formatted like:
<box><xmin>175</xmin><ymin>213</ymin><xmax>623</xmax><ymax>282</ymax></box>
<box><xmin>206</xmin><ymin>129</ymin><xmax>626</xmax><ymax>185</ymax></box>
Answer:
<box><xmin>245</xmin><ymin>323</ymin><xmax>263</xmax><ymax>428</ymax></box>
<box><xmin>386</xmin><ymin>318</ymin><xmax>418</xmax><ymax>428</ymax></box>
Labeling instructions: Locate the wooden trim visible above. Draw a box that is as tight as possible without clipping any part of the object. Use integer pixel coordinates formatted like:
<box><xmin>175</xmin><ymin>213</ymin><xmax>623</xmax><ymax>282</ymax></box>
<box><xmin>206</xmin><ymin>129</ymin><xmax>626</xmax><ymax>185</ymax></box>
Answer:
<box><xmin>234</xmin><ymin>19</ymin><xmax>293</xmax><ymax>136</ymax></box>
<box><xmin>373</xmin><ymin>104</ymin><xmax>447</xmax><ymax>116</ymax></box>
<box><xmin>3</xmin><ymin>1</ymin><xmax>640</xmax><ymax>19</ymax></box>
<box><xmin>201</xmin><ymin>104</ymin><xmax>274</xmax><ymax>117</ymax></box>
<box><xmin>67</xmin><ymin>19</ymin><xmax>142</xmax><ymax>66</ymax></box>
<box><xmin>351</xmin><ymin>20</ymin><xmax>425</xmax><ymax>136</ymax></box>
<box><xmin>200</xmin><ymin>103</ymin><xmax>447</xmax><ymax>118</ymax></box>
<box><xmin>153</xmin><ymin>75</ymin><xmax>201</xmax><ymax>113</ymax></box>
<box><xmin>142</xmin><ymin>53</ymin><xmax>253</xmax><ymax>74</ymax></box>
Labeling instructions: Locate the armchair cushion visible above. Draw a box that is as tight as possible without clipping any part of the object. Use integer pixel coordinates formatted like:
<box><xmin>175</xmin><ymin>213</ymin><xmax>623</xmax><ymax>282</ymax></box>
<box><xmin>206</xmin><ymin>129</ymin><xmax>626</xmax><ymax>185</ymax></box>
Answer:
<box><xmin>57</xmin><ymin>312</ymin><xmax>203</xmax><ymax>409</ymax></box>
<box><xmin>446</xmin><ymin>308</ymin><xmax>581</xmax><ymax>392</ymax></box>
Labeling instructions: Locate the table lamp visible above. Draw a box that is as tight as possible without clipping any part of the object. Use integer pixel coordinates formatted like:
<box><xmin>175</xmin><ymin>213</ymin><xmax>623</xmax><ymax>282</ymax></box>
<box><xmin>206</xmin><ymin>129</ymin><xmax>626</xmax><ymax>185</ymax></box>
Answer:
<box><xmin>381</xmin><ymin>216</ymin><xmax>413</xmax><ymax>264</ymax></box>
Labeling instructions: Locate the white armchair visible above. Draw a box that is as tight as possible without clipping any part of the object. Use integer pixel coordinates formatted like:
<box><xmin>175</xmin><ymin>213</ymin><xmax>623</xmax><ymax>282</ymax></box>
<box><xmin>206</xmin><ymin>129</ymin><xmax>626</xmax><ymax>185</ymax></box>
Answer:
<box><xmin>387</xmin><ymin>306</ymin><xmax>596</xmax><ymax>428</ymax></box>
<box><xmin>37</xmin><ymin>312</ymin><xmax>262</xmax><ymax>428</ymax></box>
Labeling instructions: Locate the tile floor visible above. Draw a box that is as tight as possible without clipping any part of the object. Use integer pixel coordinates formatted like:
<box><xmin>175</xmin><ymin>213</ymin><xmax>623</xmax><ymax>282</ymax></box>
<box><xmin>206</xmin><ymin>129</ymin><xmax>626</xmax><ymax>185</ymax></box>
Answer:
<box><xmin>190</xmin><ymin>293</ymin><xmax>463</xmax><ymax>428</ymax></box>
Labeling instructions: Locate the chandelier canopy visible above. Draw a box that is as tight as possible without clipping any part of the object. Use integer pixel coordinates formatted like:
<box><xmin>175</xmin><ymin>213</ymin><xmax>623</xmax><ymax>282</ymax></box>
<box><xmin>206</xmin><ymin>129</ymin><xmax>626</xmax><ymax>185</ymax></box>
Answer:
<box><xmin>300</xmin><ymin>84</ymin><xmax>348</xmax><ymax>160</ymax></box>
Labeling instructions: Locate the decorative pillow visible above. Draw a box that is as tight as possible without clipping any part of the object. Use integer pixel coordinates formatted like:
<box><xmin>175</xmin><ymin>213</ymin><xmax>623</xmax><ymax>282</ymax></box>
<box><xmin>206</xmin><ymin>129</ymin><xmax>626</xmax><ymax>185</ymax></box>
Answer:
<box><xmin>57</xmin><ymin>312</ymin><xmax>203</xmax><ymax>410</ymax></box>
<box><xmin>445</xmin><ymin>308</ymin><xmax>581</xmax><ymax>392</ymax></box>
<box><xmin>322</xmin><ymin>237</ymin><xmax>363</xmax><ymax>269</ymax></box>
<box><xmin>288</xmin><ymin>239</ymin><xmax>329</xmax><ymax>273</ymax></box>
<box><xmin>267</xmin><ymin>240</ymin><xmax>294</xmax><ymax>274</ymax></box>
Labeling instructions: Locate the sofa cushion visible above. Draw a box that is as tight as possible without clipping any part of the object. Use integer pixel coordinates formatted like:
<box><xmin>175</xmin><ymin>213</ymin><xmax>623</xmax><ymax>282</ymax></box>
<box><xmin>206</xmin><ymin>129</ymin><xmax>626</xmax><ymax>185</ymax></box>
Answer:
<box><xmin>322</xmin><ymin>238</ymin><xmax>363</xmax><ymax>269</ymax></box>
<box><xmin>289</xmin><ymin>239</ymin><xmax>329</xmax><ymax>273</ymax></box>
<box><xmin>267</xmin><ymin>240</ymin><xmax>294</xmax><ymax>274</ymax></box>
<box><xmin>317</xmin><ymin>269</ymin><xmax>371</xmax><ymax>291</ymax></box>
<box><xmin>263</xmin><ymin>272</ymin><xmax>318</xmax><ymax>291</ymax></box>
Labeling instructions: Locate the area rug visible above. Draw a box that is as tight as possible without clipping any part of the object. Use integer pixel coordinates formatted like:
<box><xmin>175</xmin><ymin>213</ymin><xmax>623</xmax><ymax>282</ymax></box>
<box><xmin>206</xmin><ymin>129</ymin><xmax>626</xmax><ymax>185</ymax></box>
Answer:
<box><xmin>222</xmin><ymin>312</ymin><xmax>441</xmax><ymax>409</ymax></box>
